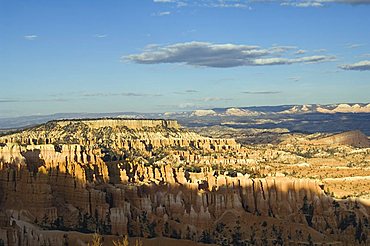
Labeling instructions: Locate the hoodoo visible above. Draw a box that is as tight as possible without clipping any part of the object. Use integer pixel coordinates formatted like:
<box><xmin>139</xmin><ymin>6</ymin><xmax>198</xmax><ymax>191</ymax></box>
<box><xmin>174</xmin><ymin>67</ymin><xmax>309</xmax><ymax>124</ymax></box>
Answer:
<box><xmin>0</xmin><ymin>119</ymin><xmax>369</xmax><ymax>245</ymax></box>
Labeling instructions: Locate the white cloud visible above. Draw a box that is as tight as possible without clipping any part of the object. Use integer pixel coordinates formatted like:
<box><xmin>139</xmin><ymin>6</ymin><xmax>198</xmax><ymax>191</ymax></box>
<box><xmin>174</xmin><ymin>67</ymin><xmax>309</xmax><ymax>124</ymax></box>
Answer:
<box><xmin>206</xmin><ymin>3</ymin><xmax>249</xmax><ymax>8</ymax></box>
<box><xmin>153</xmin><ymin>0</ymin><xmax>176</xmax><ymax>2</ymax></box>
<box><xmin>152</xmin><ymin>11</ymin><xmax>171</xmax><ymax>16</ymax></box>
<box><xmin>125</xmin><ymin>41</ymin><xmax>335</xmax><ymax>68</ymax></box>
<box><xmin>160</xmin><ymin>11</ymin><xmax>171</xmax><ymax>15</ymax></box>
<box><xmin>82</xmin><ymin>92</ymin><xmax>162</xmax><ymax>97</ymax></box>
<box><xmin>176</xmin><ymin>2</ymin><xmax>188</xmax><ymax>7</ymax></box>
<box><xmin>153</xmin><ymin>0</ymin><xmax>370</xmax><ymax>8</ymax></box>
<box><xmin>197</xmin><ymin>97</ymin><xmax>231</xmax><ymax>102</ymax></box>
<box><xmin>346</xmin><ymin>43</ymin><xmax>364</xmax><ymax>49</ymax></box>
<box><xmin>174</xmin><ymin>89</ymin><xmax>199</xmax><ymax>94</ymax></box>
<box><xmin>178</xmin><ymin>102</ymin><xmax>196</xmax><ymax>109</ymax></box>
<box><xmin>314</xmin><ymin>48</ymin><xmax>327</xmax><ymax>52</ymax></box>
<box><xmin>339</xmin><ymin>60</ymin><xmax>370</xmax><ymax>71</ymax></box>
<box><xmin>281</xmin><ymin>0</ymin><xmax>370</xmax><ymax>7</ymax></box>
<box><xmin>251</xmin><ymin>55</ymin><xmax>334</xmax><ymax>65</ymax></box>
<box><xmin>295</xmin><ymin>49</ymin><xmax>307</xmax><ymax>55</ymax></box>
<box><xmin>153</xmin><ymin>0</ymin><xmax>249</xmax><ymax>8</ymax></box>
<box><xmin>328</xmin><ymin>0</ymin><xmax>370</xmax><ymax>3</ymax></box>
<box><xmin>288</xmin><ymin>76</ymin><xmax>301</xmax><ymax>82</ymax></box>
<box><xmin>281</xmin><ymin>1</ymin><xmax>324</xmax><ymax>7</ymax></box>
<box><xmin>23</xmin><ymin>35</ymin><xmax>38</xmax><ymax>40</ymax></box>
<box><xmin>94</xmin><ymin>34</ymin><xmax>107</xmax><ymax>38</ymax></box>
<box><xmin>243</xmin><ymin>91</ymin><xmax>281</xmax><ymax>94</ymax></box>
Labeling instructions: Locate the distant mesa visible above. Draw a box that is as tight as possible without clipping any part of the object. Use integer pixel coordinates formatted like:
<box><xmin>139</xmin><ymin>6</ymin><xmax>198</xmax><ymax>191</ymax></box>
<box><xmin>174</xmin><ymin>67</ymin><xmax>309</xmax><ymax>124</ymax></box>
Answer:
<box><xmin>191</xmin><ymin>109</ymin><xmax>217</xmax><ymax>116</ymax></box>
<box><xmin>191</xmin><ymin>108</ymin><xmax>262</xmax><ymax>117</ymax></box>
<box><xmin>225</xmin><ymin>107</ymin><xmax>262</xmax><ymax>116</ymax></box>
<box><xmin>280</xmin><ymin>104</ymin><xmax>312</xmax><ymax>114</ymax></box>
<box><xmin>330</xmin><ymin>103</ymin><xmax>370</xmax><ymax>113</ymax></box>
<box><xmin>52</xmin><ymin>118</ymin><xmax>181</xmax><ymax>130</ymax></box>
<box><xmin>280</xmin><ymin>103</ymin><xmax>370</xmax><ymax>114</ymax></box>
<box><xmin>191</xmin><ymin>103</ymin><xmax>370</xmax><ymax>117</ymax></box>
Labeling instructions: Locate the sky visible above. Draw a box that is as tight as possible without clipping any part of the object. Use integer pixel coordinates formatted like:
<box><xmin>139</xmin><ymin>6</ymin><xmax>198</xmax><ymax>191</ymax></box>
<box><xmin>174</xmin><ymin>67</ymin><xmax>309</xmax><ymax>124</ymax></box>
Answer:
<box><xmin>0</xmin><ymin>0</ymin><xmax>370</xmax><ymax>117</ymax></box>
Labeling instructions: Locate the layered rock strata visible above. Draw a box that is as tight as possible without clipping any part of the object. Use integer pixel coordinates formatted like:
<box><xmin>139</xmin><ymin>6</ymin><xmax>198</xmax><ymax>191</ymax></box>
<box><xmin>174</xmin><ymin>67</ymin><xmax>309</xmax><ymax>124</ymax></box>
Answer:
<box><xmin>0</xmin><ymin>119</ymin><xmax>368</xmax><ymax>245</ymax></box>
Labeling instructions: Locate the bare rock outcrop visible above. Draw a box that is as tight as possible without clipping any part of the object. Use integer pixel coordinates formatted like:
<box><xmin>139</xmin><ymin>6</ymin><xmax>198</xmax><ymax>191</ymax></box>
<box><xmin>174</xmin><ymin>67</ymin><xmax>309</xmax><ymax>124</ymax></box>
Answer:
<box><xmin>312</xmin><ymin>130</ymin><xmax>370</xmax><ymax>148</ymax></box>
<box><xmin>0</xmin><ymin>119</ymin><xmax>369</xmax><ymax>245</ymax></box>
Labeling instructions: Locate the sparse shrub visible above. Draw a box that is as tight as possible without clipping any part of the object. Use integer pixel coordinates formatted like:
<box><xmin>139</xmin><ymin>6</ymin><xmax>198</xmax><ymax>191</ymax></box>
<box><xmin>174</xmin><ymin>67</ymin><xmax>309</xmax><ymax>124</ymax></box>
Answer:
<box><xmin>135</xmin><ymin>239</ymin><xmax>143</xmax><ymax>246</ymax></box>
<box><xmin>184</xmin><ymin>166</ymin><xmax>201</xmax><ymax>173</ymax></box>
<box><xmin>307</xmin><ymin>234</ymin><xmax>314</xmax><ymax>246</ymax></box>
<box><xmin>301</xmin><ymin>195</ymin><xmax>314</xmax><ymax>227</ymax></box>
<box><xmin>113</xmin><ymin>235</ymin><xmax>129</xmax><ymax>246</ymax></box>
<box><xmin>112</xmin><ymin>235</ymin><xmax>144</xmax><ymax>246</ymax></box>
<box><xmin>88</xmin><ymin>233</ymin><xmax>102</xmax><ymax>246</ymax></box>
<box><xmin>231</xmin><ymin>219</ymin><xmax>243</xmax><ymax>246</ymax></box>
<box><xmin>199</xmin><ymin>230</ymin><xmax>213</xmax><ymax>244</ymax></box>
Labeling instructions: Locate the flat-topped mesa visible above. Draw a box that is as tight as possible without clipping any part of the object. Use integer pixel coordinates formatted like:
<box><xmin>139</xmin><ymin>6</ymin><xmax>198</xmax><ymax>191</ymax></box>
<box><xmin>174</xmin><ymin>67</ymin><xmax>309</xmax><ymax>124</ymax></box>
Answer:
<box><xmin>0</xmin><ymin>118</ymin><xmax>191</xmax><ymax>145</ymax></box>
<box><xmin>0</xmin><ymin>118</ymin><xmax>240</xmax><ymax>153</ymax></box>
<box><xmin>54</xmin><ymin>118</ymin><xmax>181</xmax><ymax>130</ymax></box>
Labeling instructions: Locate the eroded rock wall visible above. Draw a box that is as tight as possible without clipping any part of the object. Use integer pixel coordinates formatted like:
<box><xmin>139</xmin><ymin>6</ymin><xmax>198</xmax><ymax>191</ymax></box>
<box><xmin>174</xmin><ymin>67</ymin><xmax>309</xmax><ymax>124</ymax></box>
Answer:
<box><xmin>0</xmin><ymin>120</ymin><xmax>368</xmax><ymax>245</ymax></box>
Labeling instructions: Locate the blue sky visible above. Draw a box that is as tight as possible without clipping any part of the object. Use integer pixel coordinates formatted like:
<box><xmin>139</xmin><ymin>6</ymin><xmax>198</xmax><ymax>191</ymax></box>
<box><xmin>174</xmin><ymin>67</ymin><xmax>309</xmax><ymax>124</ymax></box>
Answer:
<box><xmin>0</xmin><ymin>0</ymin><xmax>370</xmax><ymax>117</ymax></box>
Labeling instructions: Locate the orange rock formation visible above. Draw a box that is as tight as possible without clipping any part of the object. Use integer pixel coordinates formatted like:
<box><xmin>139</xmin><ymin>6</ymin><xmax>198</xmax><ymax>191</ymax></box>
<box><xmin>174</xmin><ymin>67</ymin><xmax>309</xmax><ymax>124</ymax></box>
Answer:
<box><xmin>0</xmin><ymin>119</ymin><xmax>368</xmax><ymax>245</ymax></box>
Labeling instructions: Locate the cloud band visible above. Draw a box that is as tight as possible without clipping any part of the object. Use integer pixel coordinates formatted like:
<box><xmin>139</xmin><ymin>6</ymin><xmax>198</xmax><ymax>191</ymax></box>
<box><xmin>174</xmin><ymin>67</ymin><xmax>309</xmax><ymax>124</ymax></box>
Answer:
<box><xmin>125</xmin><ymin>41</ymin><xmax>334</xmax><ymax>68</ymax></box>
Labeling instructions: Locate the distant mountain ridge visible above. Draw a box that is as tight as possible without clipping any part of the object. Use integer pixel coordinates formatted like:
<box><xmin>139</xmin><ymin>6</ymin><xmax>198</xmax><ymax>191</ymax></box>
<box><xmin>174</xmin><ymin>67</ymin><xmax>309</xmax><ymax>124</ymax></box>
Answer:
<box><xmin>0</xmin><ymin>102</ymin><xmax>369</xmax><ymax>130</ymax></box>
<box><xmin>191</xmin><ymin>103</ymin><xmax>370</xmax><ymax>117</ymax></box>
<box><xmin>279</xmin><ymin>103</ymin><xmax>370</xmax><ymax>115</ymax></box>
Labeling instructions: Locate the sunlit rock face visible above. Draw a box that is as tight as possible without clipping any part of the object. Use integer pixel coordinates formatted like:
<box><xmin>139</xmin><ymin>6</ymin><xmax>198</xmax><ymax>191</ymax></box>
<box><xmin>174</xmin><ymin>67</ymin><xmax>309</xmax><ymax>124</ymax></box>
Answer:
<box><xmin>311</xmin><ymin>130</ymin><xmax>370</xmax><ymax>148</ymax></box>
<box><xmin>0</xmin><ymin>119</ymin><xmax>369</xmax><ymax>245</ymax></box>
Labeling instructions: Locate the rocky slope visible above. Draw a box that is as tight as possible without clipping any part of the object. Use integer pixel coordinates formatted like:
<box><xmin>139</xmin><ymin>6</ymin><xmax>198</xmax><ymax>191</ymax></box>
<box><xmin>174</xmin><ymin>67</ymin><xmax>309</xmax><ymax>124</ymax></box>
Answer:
<box><xmin>0</xmin><ymin>119</ymin><xmax>369</xmax><ymax>245</ymax></box>
<box><xmin>311</xmin><ymin>130</ymin><xmax>370</xmax><ymax>148</ymax></box>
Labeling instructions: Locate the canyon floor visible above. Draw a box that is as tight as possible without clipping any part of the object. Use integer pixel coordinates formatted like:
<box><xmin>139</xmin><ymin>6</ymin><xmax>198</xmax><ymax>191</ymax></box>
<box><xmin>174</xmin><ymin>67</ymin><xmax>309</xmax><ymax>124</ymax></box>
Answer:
<box><xmin>0</xmin><ymin>118</ymin><xmax>369</xmax><ymax>245</ymax></box>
